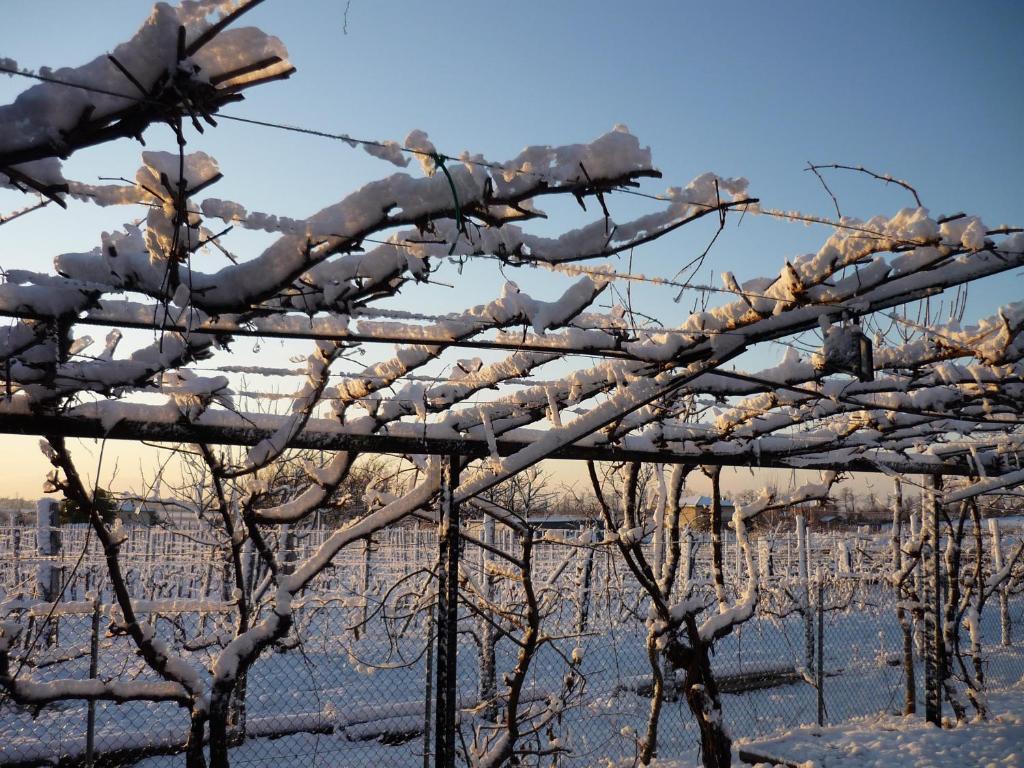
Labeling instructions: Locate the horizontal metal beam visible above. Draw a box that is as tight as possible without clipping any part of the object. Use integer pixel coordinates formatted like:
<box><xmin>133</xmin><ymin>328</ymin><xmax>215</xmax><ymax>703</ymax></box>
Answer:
<box><xmin>0</xmin><ymin>412</ymin><xmax>985</xmax><ymax>476</ymax></box>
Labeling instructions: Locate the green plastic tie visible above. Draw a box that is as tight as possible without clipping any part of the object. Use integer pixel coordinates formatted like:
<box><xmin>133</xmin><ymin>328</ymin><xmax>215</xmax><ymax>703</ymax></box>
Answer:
<box><xmin>431</xmin><ymin>152</ymin><xmax>464</xmax><ymax>255</ymax></box>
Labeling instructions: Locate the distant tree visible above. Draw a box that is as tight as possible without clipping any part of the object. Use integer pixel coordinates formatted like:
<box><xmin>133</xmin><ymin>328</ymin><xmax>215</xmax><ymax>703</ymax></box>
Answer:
<box><xmin>318</xmin><ymin>454</ymin><xmax>404</xmax><ymax>526</ymax></box>
<box><xmin>60</xmin><ymin>487</ymin><xmax>117</xmax><ymax>525</ymax></box>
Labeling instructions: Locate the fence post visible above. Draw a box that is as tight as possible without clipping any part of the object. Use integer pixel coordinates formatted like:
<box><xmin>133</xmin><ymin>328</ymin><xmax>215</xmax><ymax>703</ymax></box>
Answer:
<box><xmin>422</xmin><ymin>608</ymin><xmax>434</xmax><ymax>768</ymax></box>
<box><xmin>575</xmin><ymin>525</ymin><xmax>595</xmax><ymax>636</ymax></box>
<box><xmin>356</xmin><ymin>535</ymin><xmax>375</xmax><ymax>641</ymax></box>
<box><xmin>36</xmin><ymin>499</ymin><xmax>62</xmax><ymax>646</ymax></box>
<box><xmin>892</xmin><ymin>477</ymin><xmax>916</xmax><ymax>715</ymax></box>
<box><xmin>909</xmin><ymin>504</ymin><xmax>924</xmax><ymax>652</ymax></box>
<box><xmin>479</xmin><ymin>514</ymin><xmax>498</xmax><ymax>720</ymax></box>
<box><xmin>816</xmin><ymin>574</ymin><xmax>824</xmax><ymax>726</ymax></box>
<box><xmin>683</xmin><ymin>527</ymin><xmax>695</xmax><ymax>583</ymax></box>
<box><xmin>242</xmin><ymin>538</ymin><xmax>256</xmax><ymax>600</ymax></box>
<box><xmin>796</xmin><ymin>515</ymin><xmax>814</xmax><ymax>672</ymax></box>
<box><xmin>434</xmin><ymin>454</ymin><xmax>460</xmax><ymax>768</ymax></box>
<box><xmin>733</xmin><ymin>526</ymin><xmax>742</xmax><ymax>584</ymax></box>
<box><xmin>85</xmin><ymin>595</ymin><xmax>101</xmax><ymax>768</ymax></box>
<box><xmin>281</xmin><ymin>525</ymin><xmax>297</xmax><ymax>576</ymax></box>
<box><xmin>36</xmin><ymin>498</ymin><xmax>62</xmax><ymax>602</ymax></box>
<box><xmin>923</xmin><ymin>474</ymin><xmax>943</xmax><ymax>726</ymax></box>
<box><xmin>12</xmin><ymin>527</ymin><xmax>22</xmax><ymax>586</ymax></box>
<box><xmin>786</xmin><ymin>533</ymin><xmax>792</xmax><ymax>578</ymax></box>
<box><xmin>757</xmin><ymin>538</ymin><xmax>773</xmax><ymax>580</ymax></box>
<box><xmin>988</xmin><ymin>518</ymin><xmax>1012</xmax><ymax>646</ymax></box>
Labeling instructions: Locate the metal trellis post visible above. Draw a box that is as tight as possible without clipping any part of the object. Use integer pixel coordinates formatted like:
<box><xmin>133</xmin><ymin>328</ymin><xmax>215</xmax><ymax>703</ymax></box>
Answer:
<box><xmin>84</xmin><ymin>596</ymin><xmax>101</xmax><ymax>768</ymax></box>
<box><xmin>422</xmin><ymin>609</ymin><xmax>434</xmax><ymax>768</ymax></box>
<box><xmin>816</xmin><ymin>575</ymin><xmax>825</xmax><ymax>726</ymax></box>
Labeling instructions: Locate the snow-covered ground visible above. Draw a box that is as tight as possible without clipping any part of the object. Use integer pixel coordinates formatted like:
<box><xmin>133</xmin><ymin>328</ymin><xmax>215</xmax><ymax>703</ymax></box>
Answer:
<box><xmin>736</xmin><ymin>680</ymin><xmax>1024</xmax><ymax>768</ymax></box>
<box><xmin>3</xmin><ymin>524</ymin><xmax>1022</xmax><ymax>767</ymax></box>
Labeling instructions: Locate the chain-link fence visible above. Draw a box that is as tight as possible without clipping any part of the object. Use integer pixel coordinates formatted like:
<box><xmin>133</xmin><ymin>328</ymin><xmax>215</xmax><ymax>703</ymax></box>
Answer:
<box><xmin>2</xmin><ymin>518</ymin><xmax>1023</xmax><ymax>767</ymax></box>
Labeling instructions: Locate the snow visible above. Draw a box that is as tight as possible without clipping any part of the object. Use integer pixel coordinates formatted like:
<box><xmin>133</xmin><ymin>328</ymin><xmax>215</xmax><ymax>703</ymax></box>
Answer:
<box><xmin>361</xmin><ymin>139</ymin><xmax>409</xmax><ymax>168</ymax></box>
<box><xmin>738</xmin><ymin>682</ymin><xmax>1024</xmax><ymax>768</ymax></box>
<box><xmin>3</xmin><ymin>8</ymin><xmax>1024</xmax><ymax>767</ymax></box>
<box><xmin>3</xmin><ymin>515</ymin><xmax>1024</xmax><ymax>767</ymax></box>
<box><xmin>946</xmin><ymin>468</ymin><xmax>1024</xmax><ymax>504</ymax></box>
<box><xmin>0</xmin><ymin>2</ymin><xmax>291</xmax><ymax>173</ymax></box>
<box><xmin>490</xmin><ymin>124</ymin><xmax>653</xmax><ymax>198</ymax></box>
<box><xmin>404</xmin><ymin>129</ymin><xmax>438</xmax><ymax>175</ymax></box>
<box><xmin>3</xmin><ymin>136</ymin><xmax>1023</xmax><ymax>493</ymax></box>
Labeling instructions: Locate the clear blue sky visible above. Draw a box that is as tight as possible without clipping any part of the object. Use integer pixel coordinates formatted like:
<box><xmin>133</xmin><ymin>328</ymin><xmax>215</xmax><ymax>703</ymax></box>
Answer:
<box><xmin>1</xmin><ymin>0</ymin><xmax>1022</xmax><ymax>498</ymax></box>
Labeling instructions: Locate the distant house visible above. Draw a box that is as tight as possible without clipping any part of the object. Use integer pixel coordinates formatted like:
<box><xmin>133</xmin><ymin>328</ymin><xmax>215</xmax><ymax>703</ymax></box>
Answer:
<box><xmin>679</xmin><ymin>495</ymin><xmax>735</xmax><ymax>529</ymax></box>
<box><xmin>116</xmin><ymin>500</ymin><xmax>153</xmax><ymax>525</ymax></box>
<box><xmin>459</xmin><ymin>508</ymin><xmax>602</xmax><ymax>536</ymax></box>
<box><xmin>525</xmin><ymin>512</ymin><xmax>602</xmax><ymax>531</ymax></box>
<box><xmin>116</xmin><ymin>499</ymin><xmax>205</xmax><ymax>527</ymax></box>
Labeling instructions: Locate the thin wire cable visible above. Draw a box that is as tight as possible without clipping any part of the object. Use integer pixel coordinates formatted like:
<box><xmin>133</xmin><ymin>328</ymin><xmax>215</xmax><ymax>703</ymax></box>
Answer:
<box><xmin>0</xmin><ymin>64</ymin><xmax>642</xmax><ymax>192</ymax></box>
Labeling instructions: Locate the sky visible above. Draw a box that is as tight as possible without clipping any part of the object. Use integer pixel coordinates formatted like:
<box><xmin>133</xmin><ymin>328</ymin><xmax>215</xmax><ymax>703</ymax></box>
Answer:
<box><xmin>0</xmin><ymin>0</ymin><xmax>1022</xmax><ymax>501</ymax></box>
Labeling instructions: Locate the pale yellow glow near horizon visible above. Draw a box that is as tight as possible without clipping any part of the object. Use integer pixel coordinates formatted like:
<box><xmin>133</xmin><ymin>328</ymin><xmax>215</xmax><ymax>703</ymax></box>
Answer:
<box><xmin>0</xmin><ymin>435</ymin><xmax>173</xmax><ymax>500</ymax></box>
<box><xmin>0</xmin><ymin>435</ymin><xmax>882</xmax><ymax>503</ymax></box>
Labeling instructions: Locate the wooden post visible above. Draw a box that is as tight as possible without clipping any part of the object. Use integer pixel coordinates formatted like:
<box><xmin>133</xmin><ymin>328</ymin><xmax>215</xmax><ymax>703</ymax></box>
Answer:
<box><xmin>733</xmin><ymin>523</ymin><xmax>742</xmax><ymax>584</ymax></box>
<box><xmin>36</xmin><ymin>499</ymin><xmax>62</xmax><ymax>646</ymax></box>
<box><xmin>796</xmin><ymin>515</ymin><xmax>814</xmax><ymax>672</ymax></box>
<box><xmin>988</xmin><ymin>518</ymin><xmax>1012</xmax><ymax>646</ymax></box>
<box><xmin>36</xmin><ymin>498</ymin><xmax>62</xmax><ymax>602</ymax></box>
<box><xmin>575</xmin><ymin>525</ymin><xmax>595</xmax><ymax>635</ymax></box>
<box><xmin>786</xmin><ymin>533</ymin><xmax>792</xmax><ymax>579</ymax></box>
<box><xmin>757</xmin><ymin>538</ymin><xmax>773</xmax><ymax>580</ymax></box>
<box><xmin>683</xmin><ymin>527</ymin><xmax>695</xmax><ymax>583</ymax></box>
<box><xmin>281</xmin><ymin>525</ymin><xmax>297</xmax><ymax>576</ymax></box>
<box><xmin>434</xmin><ymin>454</ymin><xmax>460</xmax><ymax>768</ymax></box>
<box><xmin>924</xmin><ymin>474</ymin><xmax>943</xmax><ymax>726</ymax></box>
<box><xmin>12</xmin><ymin>527</ymin><xmax>21</xmax><ymax>587</ymax></box>
<box><xmin>892</xmin><ymin>478</ymin><xmax>916</xmax><ymax>714</ymax></box>
<box><xmin>356</xmin><ymin>535</ymin><xmax>374</xmax><ymax>640</ymax></box>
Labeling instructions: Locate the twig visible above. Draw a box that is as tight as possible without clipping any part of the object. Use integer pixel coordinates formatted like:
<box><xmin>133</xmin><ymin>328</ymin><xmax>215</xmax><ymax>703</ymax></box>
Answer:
<box><xmin>807</xmin><ymin>162</ymin><xmax>923</xmax><ymax>208</ymax></box>
<box><xmin>806</xmin><ymin>161</ymin><xmax>841</xmax><ymax>219</ymax></box>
